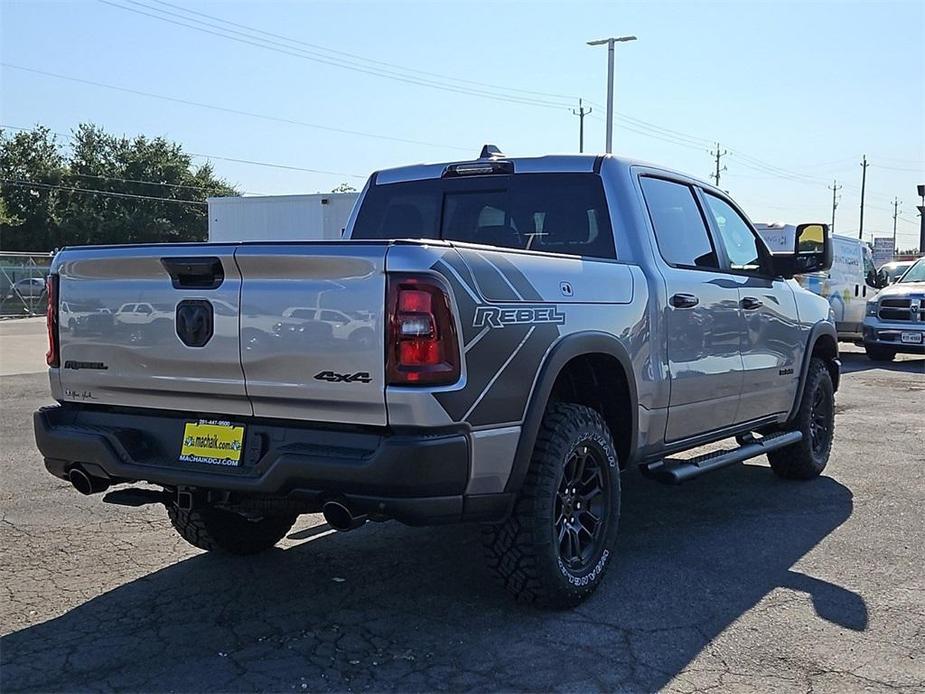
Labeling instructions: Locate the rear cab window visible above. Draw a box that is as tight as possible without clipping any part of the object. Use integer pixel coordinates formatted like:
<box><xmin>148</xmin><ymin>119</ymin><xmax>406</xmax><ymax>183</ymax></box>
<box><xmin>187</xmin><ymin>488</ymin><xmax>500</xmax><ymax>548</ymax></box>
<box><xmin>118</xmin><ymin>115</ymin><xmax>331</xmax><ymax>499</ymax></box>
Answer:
<box><xmin>352</xmin><ymin>173</ymin><xmax>617</xmax><ymax>260</ymax></box>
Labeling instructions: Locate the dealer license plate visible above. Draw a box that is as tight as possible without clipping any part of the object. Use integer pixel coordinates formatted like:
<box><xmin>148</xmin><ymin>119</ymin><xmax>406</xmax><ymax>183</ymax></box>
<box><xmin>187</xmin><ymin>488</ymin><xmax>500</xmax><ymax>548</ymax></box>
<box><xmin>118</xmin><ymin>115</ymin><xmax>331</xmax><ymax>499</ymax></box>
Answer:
<box><xmin>179</xmin><ymin>420</ymin><xmax>244</xmax><ymax>466</ymax></box>
<box><xmin>900</xmin><ymin>332</ymin><xmax>923</xmax><ymax>345</ymax></box>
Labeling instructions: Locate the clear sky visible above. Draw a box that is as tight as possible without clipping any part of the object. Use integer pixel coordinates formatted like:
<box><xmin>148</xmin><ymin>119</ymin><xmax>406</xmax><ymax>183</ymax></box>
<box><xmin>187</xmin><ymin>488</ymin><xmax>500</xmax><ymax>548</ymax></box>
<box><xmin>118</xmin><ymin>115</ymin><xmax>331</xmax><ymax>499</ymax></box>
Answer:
<box><xmin>2</xmin><ymin>0</ymin><xmax>923</xmax><ymax>248</ymax></box>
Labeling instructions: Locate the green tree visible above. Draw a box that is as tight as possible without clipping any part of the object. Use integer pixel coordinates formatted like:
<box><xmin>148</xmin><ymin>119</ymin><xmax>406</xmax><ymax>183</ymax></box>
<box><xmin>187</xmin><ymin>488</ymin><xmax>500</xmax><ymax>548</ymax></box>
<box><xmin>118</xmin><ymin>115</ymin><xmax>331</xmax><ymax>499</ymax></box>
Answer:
<box><xmin>331</xmin><ymin>182</ymin><xmax>357</xmax><ymax>193</ymax></box>
<box><xmin>1</xmin><ymin>124</ymin><xmax>238</xmax><ymax>251</ymax></box>
<box><xmin>0</xmin><ymin>126</ymin><xmax>66</xmax><ymax>250</ymax></box>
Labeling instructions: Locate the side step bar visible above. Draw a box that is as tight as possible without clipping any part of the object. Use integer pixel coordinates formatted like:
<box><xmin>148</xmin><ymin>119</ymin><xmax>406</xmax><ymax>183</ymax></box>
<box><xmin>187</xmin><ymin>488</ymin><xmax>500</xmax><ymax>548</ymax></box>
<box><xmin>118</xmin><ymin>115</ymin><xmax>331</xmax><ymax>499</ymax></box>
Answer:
<box><xmin>641</xmin><ymin>430</ymin><xmax>802</xmax><ymax>485</ymax></box>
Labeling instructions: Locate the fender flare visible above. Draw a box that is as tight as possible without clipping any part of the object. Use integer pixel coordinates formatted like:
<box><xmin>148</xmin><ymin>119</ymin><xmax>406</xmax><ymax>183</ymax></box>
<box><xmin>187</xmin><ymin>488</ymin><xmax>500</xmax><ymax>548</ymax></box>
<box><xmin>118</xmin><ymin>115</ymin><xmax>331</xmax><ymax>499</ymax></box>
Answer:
<box><xmin>787</xmin><ymin>320</ymin><xmax>840</xmax><ymax>422</ymax></box>
<box><xmin>503</xmin><ymin>331</ymin><xmax>638</xmax><ymax>494</ymax></box>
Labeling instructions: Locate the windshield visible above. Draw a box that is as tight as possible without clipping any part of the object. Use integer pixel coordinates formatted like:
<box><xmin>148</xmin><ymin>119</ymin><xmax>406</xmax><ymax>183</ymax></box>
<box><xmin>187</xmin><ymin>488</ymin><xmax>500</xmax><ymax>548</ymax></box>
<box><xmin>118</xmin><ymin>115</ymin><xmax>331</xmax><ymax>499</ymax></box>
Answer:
<box><xmin>352</xmin><ymin>173</ymin><xmax>617</xmax><ymax>259</ymax></box>
<box><xmin>899</xmin><ymin>258</ymin><xmax>925</xmax><ymax>283</ymax></box>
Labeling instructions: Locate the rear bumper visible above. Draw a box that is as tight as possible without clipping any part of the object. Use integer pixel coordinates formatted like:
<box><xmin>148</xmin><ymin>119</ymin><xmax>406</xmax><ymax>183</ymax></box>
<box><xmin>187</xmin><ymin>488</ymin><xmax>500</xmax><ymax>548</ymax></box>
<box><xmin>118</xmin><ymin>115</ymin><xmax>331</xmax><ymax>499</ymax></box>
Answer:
<box><xmin>34</xmin><ymin>405</ymin><xmax>512</xmax><ymax>524</ymax></box>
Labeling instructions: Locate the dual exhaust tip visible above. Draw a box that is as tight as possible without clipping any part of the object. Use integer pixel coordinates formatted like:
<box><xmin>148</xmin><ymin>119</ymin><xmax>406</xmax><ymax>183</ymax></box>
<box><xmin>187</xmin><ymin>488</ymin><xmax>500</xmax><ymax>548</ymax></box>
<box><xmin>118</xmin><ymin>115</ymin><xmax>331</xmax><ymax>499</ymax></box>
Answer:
<box><xmin>70</xmin><ymin>467</ymin><xmax>367</xmax><ymax>532</ymax></box>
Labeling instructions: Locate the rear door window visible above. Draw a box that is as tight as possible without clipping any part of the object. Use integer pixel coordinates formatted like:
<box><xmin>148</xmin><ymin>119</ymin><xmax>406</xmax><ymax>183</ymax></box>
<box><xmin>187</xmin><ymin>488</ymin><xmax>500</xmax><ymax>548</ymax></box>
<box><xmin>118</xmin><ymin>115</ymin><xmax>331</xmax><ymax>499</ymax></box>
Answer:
<box><xmin>353</xmin><ymin>173</ymin><xmax>616</xmax><ymax>259</ymax></box>
<box><xmin>639</xmin><ymin>177</ymin><xmax>719</xmax><ymax>269</ymax></box>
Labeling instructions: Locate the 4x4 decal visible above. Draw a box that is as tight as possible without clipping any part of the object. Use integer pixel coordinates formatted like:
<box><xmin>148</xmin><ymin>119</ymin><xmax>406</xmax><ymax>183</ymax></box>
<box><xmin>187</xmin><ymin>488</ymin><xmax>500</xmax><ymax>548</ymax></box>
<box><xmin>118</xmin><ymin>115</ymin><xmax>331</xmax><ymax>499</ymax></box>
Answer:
<box><xmin>313</xmin><ymin>370</ymin><xmax>372</xmax><ymax>384</ymax></box>
<box><xmin>473</xmin><ymin>304</ymin><xmax>565</xmax><ymax>329</ymax></box>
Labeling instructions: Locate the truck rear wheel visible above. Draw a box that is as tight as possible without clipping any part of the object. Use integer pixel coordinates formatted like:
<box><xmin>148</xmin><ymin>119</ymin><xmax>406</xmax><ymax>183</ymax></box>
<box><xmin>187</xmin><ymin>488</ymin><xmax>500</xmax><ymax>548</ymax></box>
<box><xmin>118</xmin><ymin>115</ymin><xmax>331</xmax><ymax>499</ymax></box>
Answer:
<box><xmin>167</xmin><ymin>504</ymin><xmax>297</xmax><ymax>555</ymax></box>
<box><xmin>768</xmin><ymin>357</ymin><xmax>835</xmax><ymax>480</ymax></box>
<box><xmin>482</xmin><ymin>402</ymin><xmax>621</xmax><ymax>608</ymax></box>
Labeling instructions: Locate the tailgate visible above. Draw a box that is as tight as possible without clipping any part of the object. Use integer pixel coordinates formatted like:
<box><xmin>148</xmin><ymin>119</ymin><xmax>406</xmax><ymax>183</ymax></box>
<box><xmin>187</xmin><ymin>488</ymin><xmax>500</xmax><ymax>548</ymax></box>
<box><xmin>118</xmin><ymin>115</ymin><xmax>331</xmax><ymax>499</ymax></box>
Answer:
<box><xmin>56</xmin><ymin>245</ymin><xmax>250</xmax><ymax>415</ymax></box>
<box><xmin>235</xmin><ymin>244</ymin><xmax>388</xmax><ymax>426</ymax></box>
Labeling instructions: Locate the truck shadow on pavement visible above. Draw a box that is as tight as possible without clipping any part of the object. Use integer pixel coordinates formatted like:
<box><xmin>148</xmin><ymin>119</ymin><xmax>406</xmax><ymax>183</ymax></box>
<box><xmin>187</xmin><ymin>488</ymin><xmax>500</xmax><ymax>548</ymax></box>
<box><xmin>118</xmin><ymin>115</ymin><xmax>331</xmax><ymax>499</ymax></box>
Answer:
<box><xmin>839</xmin><ymin>351</ymin><xmax>925</xmax><ymax>374</ymax></box>
<box><xmin>1</xmin><ymin>464</ymin><xmax>862</xmax><ymax>692</ymax></box>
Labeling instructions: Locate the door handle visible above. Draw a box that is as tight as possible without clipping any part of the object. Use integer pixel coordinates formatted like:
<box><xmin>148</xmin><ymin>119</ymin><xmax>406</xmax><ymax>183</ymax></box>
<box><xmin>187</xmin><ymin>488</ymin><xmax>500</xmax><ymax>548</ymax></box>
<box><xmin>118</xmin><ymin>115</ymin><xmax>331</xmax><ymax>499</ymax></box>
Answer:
<box><xmin>670</xmin><ymin>293</ymin><xmax>699</xmax><ymax>309</ymax></box>
<box><xmin>741</xmin><ymin>296</ymin><xmax>763</xmax><ymax>310</ymax></box>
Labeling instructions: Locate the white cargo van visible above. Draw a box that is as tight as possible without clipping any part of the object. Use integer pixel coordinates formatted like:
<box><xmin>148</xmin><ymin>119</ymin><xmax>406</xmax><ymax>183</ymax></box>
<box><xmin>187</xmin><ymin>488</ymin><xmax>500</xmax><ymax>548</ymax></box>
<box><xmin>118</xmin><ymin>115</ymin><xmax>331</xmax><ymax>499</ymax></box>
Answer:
<box><xmin>756</xmin><ymin>224</ymin><xmax>885</xmax><ymax>341</ymax></box>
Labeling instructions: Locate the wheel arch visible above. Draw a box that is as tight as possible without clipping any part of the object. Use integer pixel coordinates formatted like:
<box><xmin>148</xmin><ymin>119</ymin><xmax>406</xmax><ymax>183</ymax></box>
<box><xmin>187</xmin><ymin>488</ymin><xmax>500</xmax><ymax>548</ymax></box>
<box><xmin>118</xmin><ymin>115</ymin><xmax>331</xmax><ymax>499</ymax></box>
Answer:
<box><xmin>787</xmin><ymin>321</ymin><xmax>840</xmax><ymax>422</ymax></box>
<box><xmin>504</xmin><ymin>332</ymin><xmax>638</xmax><ymax>494</ymax></box>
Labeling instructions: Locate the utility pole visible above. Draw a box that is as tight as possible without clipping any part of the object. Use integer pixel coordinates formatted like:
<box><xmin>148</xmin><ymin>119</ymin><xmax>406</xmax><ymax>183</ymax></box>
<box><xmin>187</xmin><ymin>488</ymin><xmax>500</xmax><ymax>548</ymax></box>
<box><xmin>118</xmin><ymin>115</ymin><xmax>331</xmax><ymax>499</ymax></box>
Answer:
<box><xmin>828</xmin><ymin>179</ymin><xmax>842</xmax><ymax>233</ymax></box>
<box><xmin>918</xmin><ymin>184</ymin><xmax>925</xmax><ymax>254</ymax></box>
<box><xmin>892</xmin><ymin>197</ymin><xmax>902</xmax><ymax>255</ymax></box>
<box><xmin>710</xmin><ymin>143</ymin><xmax>728</xmax><ymax>187</ymax></box>
<box><xmin>572</xmin><ymin>99</ymin><xmax>592</xmax><ymax>153</ymax></box>
<box><xmin>587</xmin><ymin>35</ymin><xmax>637</xmax><ymax>153</ymax></box>
<box><xmin>858</xmin><ymin>155</ymin><xmax>869</xmax><ymax>240</ymax></box>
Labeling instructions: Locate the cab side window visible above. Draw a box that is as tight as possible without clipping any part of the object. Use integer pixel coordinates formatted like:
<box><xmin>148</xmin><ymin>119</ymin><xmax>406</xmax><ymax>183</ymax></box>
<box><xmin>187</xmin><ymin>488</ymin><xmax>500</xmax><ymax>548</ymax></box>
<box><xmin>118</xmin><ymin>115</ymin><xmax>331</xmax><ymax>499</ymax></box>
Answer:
<box><xmin>702</xmin><ymin>193</ymin><xmax>763</xmax><ymax>272</ymax></box>
<box><xmin>639</xmin><ymin>177</ymin><xmax>719</xmax><ymax>269</ymax></box>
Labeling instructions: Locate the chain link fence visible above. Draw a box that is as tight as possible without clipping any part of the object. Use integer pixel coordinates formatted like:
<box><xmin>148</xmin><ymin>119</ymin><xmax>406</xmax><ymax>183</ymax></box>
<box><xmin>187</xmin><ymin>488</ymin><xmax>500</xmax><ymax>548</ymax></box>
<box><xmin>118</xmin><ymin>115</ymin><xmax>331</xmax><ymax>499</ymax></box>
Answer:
<box><xmin>0</xmin><ymin>252</ymin><xmax>54</xmax><ymax>318</ymax></box>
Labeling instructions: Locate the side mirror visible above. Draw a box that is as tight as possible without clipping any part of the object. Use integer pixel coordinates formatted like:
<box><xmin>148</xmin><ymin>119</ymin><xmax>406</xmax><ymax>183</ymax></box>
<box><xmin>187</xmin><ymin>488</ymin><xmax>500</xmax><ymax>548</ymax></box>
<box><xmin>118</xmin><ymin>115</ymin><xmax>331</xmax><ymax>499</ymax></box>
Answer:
<box><xmin>769</xmin><ymin>223</ymin><xmax>832</xmax><ymax>279</ymax></box>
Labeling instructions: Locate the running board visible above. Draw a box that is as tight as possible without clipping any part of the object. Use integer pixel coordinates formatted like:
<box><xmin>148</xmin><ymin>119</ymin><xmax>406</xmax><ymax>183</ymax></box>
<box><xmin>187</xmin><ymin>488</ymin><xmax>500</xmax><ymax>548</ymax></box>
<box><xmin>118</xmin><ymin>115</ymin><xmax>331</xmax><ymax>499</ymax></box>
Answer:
<box><xmin>641</xmin><ymin>430</ymin><xmax>803</xmax><ymax>485</ymax></box>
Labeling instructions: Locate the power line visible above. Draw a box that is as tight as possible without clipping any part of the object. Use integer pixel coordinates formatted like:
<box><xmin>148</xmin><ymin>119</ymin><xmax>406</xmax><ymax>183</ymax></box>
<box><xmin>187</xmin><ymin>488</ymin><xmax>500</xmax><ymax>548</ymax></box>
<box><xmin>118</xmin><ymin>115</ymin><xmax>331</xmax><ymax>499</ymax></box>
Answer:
<box><xmin>186</xmin><ymin>152</ymin><xmax>365</xmax><ymax>179</ymax></box>
<box><xmin>146</xmin><ymin>0</ymin><xmax>578</xmax><ymax>102</ymax></box>
<box><xmin>1</xmin><ymin>63</ymin><xmax>472</xmax><ymax>153</ymax></box>
<box><xmin>870</xmin><ymin>163</ymin><xmax>925</xmax><ymax>173</ymax></box>
<box><xmin>64</xmin><ymin>171</ymin><xmax>251</xmax><ymax>193</ymax></box>
<box><xmin>100</xmin><ymin>0</ymin><xmax>574</xmax><ymax>111</ymax></box>
<box><xmin>1</xmin><ymin>124</ymin><xmax>368</xmax><ymax>179</ymax></box>
<box><xmin>1</xmin><ymin>178</ymin><xmax>208</xmax><ymax>205</ymax></box>
<box><xmin>586</xmin><ymin>111</ymin><xmax>708</xmax><ymax>152</ymax></box>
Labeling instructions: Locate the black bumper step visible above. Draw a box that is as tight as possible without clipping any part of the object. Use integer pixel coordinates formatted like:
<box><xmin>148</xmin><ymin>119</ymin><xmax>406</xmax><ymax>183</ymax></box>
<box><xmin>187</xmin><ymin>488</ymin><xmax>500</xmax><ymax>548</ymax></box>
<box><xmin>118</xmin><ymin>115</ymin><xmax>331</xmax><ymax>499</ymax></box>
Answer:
<box><xmin>642</xmin><ymin>430</ymin><xmax>803</xmax><ymax>485</ymax></box>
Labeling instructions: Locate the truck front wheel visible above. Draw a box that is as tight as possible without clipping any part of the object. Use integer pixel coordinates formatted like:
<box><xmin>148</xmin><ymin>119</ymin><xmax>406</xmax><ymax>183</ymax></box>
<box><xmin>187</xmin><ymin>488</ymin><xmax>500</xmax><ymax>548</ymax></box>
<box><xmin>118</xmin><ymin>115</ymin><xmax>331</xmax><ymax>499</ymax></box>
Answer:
<box><xmin>482</xmin><ymin>402</ymin><xmax>621</xmax><ymax>608</ymax></box>
<box><xmin>167</xmin><ymin>504</ymin><xmax>297</xmax><ymax>555</ymax></box>
<box><xmin>768</xmin><ymin>357</ymin><xmax>835</xmax><ymax>480</ymax></box>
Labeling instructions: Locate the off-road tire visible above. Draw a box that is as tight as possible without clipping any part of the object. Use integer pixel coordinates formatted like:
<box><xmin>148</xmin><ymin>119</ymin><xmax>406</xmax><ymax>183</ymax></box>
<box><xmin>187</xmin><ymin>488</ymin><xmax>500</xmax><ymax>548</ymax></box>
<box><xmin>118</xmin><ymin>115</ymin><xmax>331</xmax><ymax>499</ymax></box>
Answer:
<box><xmin>482</xmin><ymin>402</ymin><xmax>621</xmax><ymax>608</ymax></box>
<box><xmin>865</xmin><ymin>345</ymin><xmax>896</xmax><ymax>362</ymax></box>
<box><xmin>167</xmin><ymin>504</ymin><xmax>297</xmax><ymax>555</ymax></box>
<box><xmin>768</xmin><ymin>357</ymin><xmax>834</xmax><ymax>480</ymax></box>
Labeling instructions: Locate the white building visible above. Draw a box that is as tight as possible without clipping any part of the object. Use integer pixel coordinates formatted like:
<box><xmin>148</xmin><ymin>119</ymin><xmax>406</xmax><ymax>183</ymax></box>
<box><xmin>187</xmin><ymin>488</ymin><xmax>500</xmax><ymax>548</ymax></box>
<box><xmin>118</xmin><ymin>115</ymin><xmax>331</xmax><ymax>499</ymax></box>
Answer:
<box><xmin>207</xmin><ymin>192</ymin><xmax>360</xmax><ymax>243</ymax></box>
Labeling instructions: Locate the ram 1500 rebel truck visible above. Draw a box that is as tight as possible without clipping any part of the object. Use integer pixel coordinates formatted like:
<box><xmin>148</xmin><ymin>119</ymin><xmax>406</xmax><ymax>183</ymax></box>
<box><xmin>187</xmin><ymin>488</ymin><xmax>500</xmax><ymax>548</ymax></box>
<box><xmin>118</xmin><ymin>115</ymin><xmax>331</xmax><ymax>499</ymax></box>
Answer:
<box><xmin>863</xmin><ymin>256</ymin><xmax>925</xmax><ymax>360</ymax></box>
<box><xmin>34</xmin><ymin>148</ymin><xmax>840</xmax><ymax>607</ymax></box>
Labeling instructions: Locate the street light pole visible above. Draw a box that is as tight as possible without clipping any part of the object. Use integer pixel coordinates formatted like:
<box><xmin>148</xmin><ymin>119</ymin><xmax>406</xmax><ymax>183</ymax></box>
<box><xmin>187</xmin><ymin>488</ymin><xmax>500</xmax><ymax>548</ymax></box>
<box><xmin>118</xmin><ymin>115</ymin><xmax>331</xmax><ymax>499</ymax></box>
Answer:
<box><xmin>588</xmin><ymin>35</ymin><xmax>637</xmax><ymax>154</ymax></box>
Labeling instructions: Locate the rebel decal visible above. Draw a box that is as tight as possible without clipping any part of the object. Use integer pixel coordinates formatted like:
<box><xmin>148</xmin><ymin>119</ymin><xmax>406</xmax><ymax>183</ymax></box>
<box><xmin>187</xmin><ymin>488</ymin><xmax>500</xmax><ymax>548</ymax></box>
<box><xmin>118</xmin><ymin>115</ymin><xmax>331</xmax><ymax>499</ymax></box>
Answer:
<box><xmin>473</xmin><ymin>304</ymin><xmax>565</xmax><ymax>329</ymax></box>
<box><xmin>429</xmin><ymin>248</ymin><xmax>564</xmax><ymax>425</ymax></box>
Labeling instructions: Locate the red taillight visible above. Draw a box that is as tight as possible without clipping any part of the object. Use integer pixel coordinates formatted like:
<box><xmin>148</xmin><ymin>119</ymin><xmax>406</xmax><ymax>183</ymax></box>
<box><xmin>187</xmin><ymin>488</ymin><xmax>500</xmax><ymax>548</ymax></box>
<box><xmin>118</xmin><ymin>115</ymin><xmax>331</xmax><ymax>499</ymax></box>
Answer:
<box><xmin>387</xmin><ymin>275</ymin><xmax>459</xmax><ymax>386</ymax></box>
<box><xmin>45</xmin><ymin>274</ymin><xmax>60</xmax><ymax>367</ymax></box>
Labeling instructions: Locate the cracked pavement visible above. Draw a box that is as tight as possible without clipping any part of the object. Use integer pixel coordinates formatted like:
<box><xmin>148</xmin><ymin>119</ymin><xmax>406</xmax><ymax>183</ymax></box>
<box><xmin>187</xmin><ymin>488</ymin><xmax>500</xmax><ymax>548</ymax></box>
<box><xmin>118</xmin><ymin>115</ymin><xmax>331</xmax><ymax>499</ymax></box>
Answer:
<box><xmin>1</xmin><ymin>345</ymin><xmax>923</xmax><ymax>692</ymax></box>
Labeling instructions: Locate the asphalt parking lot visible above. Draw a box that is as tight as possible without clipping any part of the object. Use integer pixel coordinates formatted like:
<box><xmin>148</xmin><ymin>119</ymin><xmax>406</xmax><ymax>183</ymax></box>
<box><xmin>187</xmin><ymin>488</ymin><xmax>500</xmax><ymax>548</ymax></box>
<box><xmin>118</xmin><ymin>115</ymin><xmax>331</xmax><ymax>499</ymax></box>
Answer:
<box><xmin>1</xmin><ymin>321</ymin><xmax>923</xmax><ymax>693</ymax></box>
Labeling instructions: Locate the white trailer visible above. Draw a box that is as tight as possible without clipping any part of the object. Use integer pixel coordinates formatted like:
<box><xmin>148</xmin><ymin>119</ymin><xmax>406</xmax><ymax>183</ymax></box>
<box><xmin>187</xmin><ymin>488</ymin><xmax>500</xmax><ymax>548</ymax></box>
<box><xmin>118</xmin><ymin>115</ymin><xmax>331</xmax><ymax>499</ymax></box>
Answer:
<box><xmin>207</xmin><ymin>193</ymin><xmax>360</xmax><ymax>243</ymax></box>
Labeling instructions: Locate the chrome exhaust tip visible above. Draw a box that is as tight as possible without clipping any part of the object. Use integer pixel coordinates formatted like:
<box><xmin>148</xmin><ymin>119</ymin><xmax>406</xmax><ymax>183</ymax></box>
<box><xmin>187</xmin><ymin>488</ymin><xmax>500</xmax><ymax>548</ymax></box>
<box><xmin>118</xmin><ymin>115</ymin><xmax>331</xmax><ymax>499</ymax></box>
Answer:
<box><xmin>68</xmin><ymin>466</ymin><xmax>110</xmax><ymax>495</ymax></box>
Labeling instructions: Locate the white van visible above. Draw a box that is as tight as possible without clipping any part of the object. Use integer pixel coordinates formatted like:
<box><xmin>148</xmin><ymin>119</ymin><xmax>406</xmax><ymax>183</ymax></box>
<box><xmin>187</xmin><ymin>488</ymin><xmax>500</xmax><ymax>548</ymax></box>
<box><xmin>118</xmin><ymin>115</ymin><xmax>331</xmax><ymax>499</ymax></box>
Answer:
<box><xmin>756</xmin><ymin>224</ymin><xmax>884</xmax><ymax>342</ymax></box>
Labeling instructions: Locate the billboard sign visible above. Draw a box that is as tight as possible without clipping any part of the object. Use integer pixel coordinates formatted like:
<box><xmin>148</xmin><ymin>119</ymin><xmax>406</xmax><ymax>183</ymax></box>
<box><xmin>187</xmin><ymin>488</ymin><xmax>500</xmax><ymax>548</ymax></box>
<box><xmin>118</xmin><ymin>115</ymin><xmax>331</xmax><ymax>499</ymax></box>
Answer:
<box><xmin>872</xmin><ymin>237</ymin><xmax>894</xmax><ymax>267</ymax></box>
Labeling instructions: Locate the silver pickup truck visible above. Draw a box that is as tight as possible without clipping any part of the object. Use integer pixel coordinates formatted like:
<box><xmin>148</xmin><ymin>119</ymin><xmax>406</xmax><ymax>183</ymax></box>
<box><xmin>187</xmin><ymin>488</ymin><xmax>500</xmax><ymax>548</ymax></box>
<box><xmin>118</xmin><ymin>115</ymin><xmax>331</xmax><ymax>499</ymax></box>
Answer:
<box><xmin>34</xmin><ymin>147</ymin><xmax>840</xmax><ymax>607</ymax></box>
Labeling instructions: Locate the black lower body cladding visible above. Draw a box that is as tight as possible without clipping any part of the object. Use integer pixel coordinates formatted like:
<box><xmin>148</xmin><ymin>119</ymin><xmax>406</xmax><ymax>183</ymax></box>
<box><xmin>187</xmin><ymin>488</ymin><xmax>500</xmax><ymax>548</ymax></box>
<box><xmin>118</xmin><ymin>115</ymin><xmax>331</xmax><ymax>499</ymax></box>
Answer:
<box><xmin>34</xmin><ymin>404</ymin><xmax>512</xmax><ymax>525</ymax></box>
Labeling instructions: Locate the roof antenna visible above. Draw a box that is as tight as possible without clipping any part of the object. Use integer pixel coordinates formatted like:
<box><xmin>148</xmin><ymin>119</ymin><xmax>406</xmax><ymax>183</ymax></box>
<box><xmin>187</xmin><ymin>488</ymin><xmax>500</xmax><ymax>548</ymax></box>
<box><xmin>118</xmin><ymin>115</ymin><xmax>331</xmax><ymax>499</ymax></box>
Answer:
<box><xmin>479</xmin><ymin>144</ymin><xmax>504</xmax><ymax>159</ymax></box>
